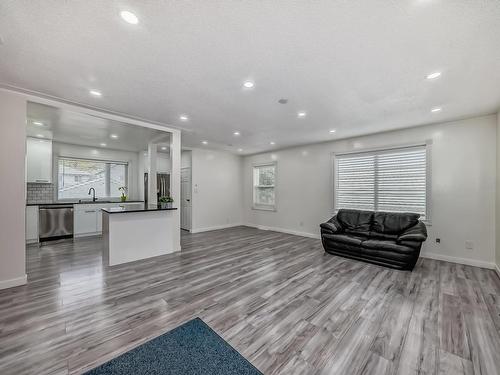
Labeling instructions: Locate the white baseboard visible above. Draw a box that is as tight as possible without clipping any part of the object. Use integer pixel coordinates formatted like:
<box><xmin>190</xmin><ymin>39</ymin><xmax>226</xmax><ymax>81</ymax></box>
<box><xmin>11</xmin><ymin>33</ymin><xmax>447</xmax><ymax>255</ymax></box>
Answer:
<box><xmin>421</xmin><ymin>252</ymin><xmax>496</xmax><ymax>269</ymax></box>
<box><xmin>0</xmin><ymin>274</ymin><xmax>27</xmax><ymax>290</ymax></box>
<box><xmin>245</xmin><ymin>223</ymin><xmax>321</xmax><ymax>240</ymax></box>
<box><xmin>190</xmin><ymin>223</ymin><xmax>244</xmax><ymax>234</ymax></box>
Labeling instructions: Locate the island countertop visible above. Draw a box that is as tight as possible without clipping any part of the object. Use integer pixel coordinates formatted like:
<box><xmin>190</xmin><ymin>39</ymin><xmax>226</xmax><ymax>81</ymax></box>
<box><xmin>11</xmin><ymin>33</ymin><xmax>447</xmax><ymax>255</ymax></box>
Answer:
<box><xmin>101</xmin><ymin>205</ymin><xmax>177</xmax><ymax>214</ymax></box>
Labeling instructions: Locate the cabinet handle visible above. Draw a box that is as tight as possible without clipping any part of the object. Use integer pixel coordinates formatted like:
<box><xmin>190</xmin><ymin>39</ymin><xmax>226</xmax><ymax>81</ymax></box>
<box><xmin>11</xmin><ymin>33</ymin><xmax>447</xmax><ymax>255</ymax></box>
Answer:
<box><xmin>84</xmin><ymin>210</ymin><xmax>96</xmax><ymax>213</ymax></box>
<box><xmin>35</xmin><ymin>179</ymin><xmax>49</xmax><ymax>183</ymax></box>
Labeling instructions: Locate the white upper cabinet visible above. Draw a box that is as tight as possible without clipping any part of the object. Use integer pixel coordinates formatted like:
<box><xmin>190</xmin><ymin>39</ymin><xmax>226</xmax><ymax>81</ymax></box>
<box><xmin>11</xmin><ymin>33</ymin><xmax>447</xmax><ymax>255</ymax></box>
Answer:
<box><xmin>26</xmin><ymin>137</ymin><xmax>52</xmax><ymax>183</ymax></box>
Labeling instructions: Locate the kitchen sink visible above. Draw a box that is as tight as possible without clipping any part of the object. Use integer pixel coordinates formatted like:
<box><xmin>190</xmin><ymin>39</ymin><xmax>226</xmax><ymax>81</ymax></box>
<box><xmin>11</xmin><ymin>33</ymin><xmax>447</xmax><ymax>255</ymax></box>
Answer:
<box><xmin>78</xmin><ymin>200</ymin><xmax>113</xmax><ymax>204</ymax></box>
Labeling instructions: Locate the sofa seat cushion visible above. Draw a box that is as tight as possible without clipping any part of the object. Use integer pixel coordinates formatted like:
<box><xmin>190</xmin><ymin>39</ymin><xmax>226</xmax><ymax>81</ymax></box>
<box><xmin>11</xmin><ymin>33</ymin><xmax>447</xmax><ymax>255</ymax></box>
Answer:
<box><xmin>372</xmin><ymin>212</ymin><xmax>420</xmax><ymax>234</ymax></box>
<box><xmin>324</xmin><ymin>233</ymin><xmax>365</xmax><ymax>246</ymax></box>
<box><xmin>361</xmin><ymin>239</ymin><xmax>415</xmax><ymax>254</ymax></box>
<box><xmin>336</xmin><ymin>209</ymin><xmax>374</xmax><ymax>232</ymax></box>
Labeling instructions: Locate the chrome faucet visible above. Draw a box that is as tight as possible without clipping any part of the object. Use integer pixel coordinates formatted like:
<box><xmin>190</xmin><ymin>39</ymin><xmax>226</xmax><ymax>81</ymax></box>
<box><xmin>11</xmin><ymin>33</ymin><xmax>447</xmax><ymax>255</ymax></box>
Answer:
<box><xmin>88</xmin><ymin>187</ymin><xmax>96</xmax><ymax>202</ymax></box>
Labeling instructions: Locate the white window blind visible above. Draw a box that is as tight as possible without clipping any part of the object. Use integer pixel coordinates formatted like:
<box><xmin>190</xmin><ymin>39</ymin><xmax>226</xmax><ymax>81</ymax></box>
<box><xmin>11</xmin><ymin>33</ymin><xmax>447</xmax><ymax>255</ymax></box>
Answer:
<box><xmin>253</xmin><ymin>163</ymin><xmax>276</xmax><ymax>210</ymax></box>
<box><xmin>335</xmin><ymin>145</ymin><xmax>428</xmax><ymax>218</ymax></box>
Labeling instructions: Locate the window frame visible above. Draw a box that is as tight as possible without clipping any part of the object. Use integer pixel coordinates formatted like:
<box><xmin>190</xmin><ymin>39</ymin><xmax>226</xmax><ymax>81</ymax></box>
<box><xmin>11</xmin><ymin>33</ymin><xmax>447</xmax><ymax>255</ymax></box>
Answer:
<box><xmin>332</xmin><ymin>142</ymin><xmax>432</xmax><ymax>223</ymax></box>
<box><xmin>56</xmin><ymin>156</ymin><xmax>129</xmax><ymax>201</ymax></box>
<box><xmin>252</xmin><ymin>161</ymin><xmax>277</xmax><ymax>211</ymax></box>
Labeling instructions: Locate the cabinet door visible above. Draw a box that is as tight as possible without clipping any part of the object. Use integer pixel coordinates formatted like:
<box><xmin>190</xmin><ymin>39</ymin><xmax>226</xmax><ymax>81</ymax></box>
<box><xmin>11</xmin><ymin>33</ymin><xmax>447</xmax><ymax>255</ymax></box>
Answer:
<box><xmin>74</xmin><ymin>209</ymin><xmax>97</xmax><ymax>235</ymax></box>
<box><xmin>26</xmin><ymin>138</ymin><xmax>52</xmax><ymax>183</ymax></box>
<box><xmin>26</xmin><ymin>206</ymin><xmax>39</xmax><ymax>242</ymax></box>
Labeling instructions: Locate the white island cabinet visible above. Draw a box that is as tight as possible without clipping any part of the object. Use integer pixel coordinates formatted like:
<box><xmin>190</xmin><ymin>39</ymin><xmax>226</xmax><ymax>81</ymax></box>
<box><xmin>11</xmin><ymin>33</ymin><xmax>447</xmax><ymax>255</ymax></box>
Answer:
<box><xmin>102</xmin><ymin>205</ymin><xmax>179</xmax><ymax>266</ymax></box>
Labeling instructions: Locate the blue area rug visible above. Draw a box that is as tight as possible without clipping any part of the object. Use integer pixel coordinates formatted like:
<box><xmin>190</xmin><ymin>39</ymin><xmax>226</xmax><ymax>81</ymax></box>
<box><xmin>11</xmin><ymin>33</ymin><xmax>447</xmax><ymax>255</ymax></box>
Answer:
<box><xmin>84</xmin><ymin>318</ymin><xmax>263</xmax><ymax>375</ymax></box>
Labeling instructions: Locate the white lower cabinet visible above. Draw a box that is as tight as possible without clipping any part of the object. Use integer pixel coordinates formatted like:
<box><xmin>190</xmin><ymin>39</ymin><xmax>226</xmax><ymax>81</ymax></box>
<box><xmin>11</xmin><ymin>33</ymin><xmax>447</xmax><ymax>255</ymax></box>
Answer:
<box><xmin>74</xmin><ymin>206</ymin><xmax>98</xmax><ymax>236</ymax></box>
<box><xmin>74</xmin><ymin>203</ymin><xmax>140</xmax><ymax>237</ymax></box>
<box><xmin>26</xmin><ymin>206</ymin><xmax>39</xmax><ymax>243</ymax></box>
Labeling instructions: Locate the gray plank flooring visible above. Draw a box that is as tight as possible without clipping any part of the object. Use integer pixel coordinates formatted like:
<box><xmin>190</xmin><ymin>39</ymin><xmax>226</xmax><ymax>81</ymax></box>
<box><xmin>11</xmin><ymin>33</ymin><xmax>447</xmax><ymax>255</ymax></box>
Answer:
<box><xmin>0</xmin><ymin>226</ymin><xmax>499</xmax><ymax>374</ymax></box>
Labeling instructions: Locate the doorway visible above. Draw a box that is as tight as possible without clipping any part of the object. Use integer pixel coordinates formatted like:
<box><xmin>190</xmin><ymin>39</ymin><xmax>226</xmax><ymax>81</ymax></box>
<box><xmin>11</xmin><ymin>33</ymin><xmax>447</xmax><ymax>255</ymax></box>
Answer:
<box><xmin>181</xmin><ymin>167</ymin><xmax>192</xmax><ymax>231</ymax></box>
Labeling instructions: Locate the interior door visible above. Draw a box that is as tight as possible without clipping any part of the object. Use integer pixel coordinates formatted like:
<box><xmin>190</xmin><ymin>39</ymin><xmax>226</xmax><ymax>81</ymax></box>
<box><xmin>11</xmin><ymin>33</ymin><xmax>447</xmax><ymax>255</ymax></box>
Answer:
<box><xmin>180</xmin><ymin>167</ymin><xmax>192</xmax><ymax>230</ymax></box>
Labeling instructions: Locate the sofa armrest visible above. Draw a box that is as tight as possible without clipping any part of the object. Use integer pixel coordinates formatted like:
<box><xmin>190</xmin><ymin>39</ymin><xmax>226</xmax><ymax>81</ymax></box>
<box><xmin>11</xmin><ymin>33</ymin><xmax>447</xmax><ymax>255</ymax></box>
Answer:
<box><xmin>320</xmin><ymin>217</ymin><xmax>343</xmax><ymax>233</ymax></box>
<box><xmin>397</xmin><ymin>221</ymin><xmax>427</xmax><ymax>243</ymax></box>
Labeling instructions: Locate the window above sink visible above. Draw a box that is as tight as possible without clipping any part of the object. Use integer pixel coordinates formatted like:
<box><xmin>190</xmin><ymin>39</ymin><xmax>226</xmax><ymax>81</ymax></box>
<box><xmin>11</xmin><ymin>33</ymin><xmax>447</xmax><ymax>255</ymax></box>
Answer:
<box><xmin>58</xmin><ymin>158</ymin><xmax>128</xmax><ymax>201</ymax></box>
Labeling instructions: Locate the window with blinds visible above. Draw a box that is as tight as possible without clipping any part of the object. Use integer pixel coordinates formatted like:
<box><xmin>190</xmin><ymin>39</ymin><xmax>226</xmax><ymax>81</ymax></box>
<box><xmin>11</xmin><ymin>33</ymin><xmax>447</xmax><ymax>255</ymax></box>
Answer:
<box><xmin>334</xmin><ymin>145</ymin><xmax>428</xmax><ymax>219</ymax></box>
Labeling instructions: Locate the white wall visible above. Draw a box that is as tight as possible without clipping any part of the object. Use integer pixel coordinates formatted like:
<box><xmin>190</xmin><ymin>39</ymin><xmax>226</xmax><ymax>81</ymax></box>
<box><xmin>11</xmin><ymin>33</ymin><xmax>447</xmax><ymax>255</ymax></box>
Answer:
<box><xmin>496</xmin><ymin>111</ymin><xmax>500</xmax><ymax>274</ymax></box>
<box><xmin>53</xmin><ymin>142</ymin><xmax>140</xmax><ymax>200</ymax></box>
<box><xmin>243</xmin><ymin>115</ymin><xmax>497</xmax><ymax>268</ymax></box>
<box><xmin>0</xmin><ymin>89</ymin><xmax>27</xmax><ymax>289</ymax></box>
<box><xmin>190</xmin><ymin>148</ymin><xmax>243</xmax><ymax>232</ymax></box>
<box><xmin>181</xmin><ymin>150</ymin><xmax>192</xmax><ymax>168</ymax></box>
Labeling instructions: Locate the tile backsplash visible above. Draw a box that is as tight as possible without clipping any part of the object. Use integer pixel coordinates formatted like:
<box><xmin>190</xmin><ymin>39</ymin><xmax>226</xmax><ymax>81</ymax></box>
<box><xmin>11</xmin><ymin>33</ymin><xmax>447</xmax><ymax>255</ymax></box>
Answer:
<box><xmin>27</xmin><ymin>183</ymin><xmax>55</xmax><ymax>203</ymax></box>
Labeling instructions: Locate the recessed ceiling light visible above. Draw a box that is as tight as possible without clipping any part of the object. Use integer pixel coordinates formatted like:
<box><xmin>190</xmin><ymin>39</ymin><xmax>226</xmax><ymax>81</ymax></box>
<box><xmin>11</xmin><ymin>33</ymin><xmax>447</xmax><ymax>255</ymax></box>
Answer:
<box><xmin>100</xmin><ymin>143</ymin><xmax>107</xmax><ymax>147</ymax></box>
<box><xmin>237</xmin><ymin>148</ymin><xmax>243</xmax><ymax>152</ymax></box>
<box><xmin>297</xmin><ymin>111</ymin><xmax>307</xmax><ymax>118</ymax></box>
<box><xmin>110</xmin><ymin>134</ymin><xmax>118</xmax><ymax>139</ymax></box>
<box><xmin>161</xmin><ymin>146</ymin><xmax>167</xmax><ymax>151</ymax></box>
<box><xmin>120</xmin><ymin>10</ymin><xmax>139</xmax><ymax>25</ymax></box>
<box><xmin>243</xmin><ymin>81</ymin><xmax>255</xmax><ymax>89</ymax></box>
<box><xmin>179</xmin><ymin>115</ymin><xmax>189</xmax><ymax>121</ymax></box>
<box><xmin>329</xmin><ymin>129</ymin><xmax>336</xmax><ymax>133</ymax></box>
<box><xmin>202</xmin><ymin>140</ymin><xmax>208</xmax><ymax>145</ymax></box>
<box><xmin>431</xmin><ymin>107</ymin><xmax>442</xmax><ymax>113</ymax></box>
<box><xmin>426</xmin><ymin>72</ymin><xmax>441</xmax><ymax>80</ymax></box>
<box><xmin>89</xmin><ymin>89</ymin><xmax>102</xmax><ymax>97</ymax></box>
<box><xmin>36</xmin><ymin>134</ymin><xmax>44</xmax><ymax>138</ymax></box>
<box><xmin>270</xmin><ymin>141</ymin><xmax>276</xmax><ymax>145</ymax></box>
<box><xmin>233</xmin><ymin>131</ymin><xmax>240</xmax><ymax>136</ymax></box>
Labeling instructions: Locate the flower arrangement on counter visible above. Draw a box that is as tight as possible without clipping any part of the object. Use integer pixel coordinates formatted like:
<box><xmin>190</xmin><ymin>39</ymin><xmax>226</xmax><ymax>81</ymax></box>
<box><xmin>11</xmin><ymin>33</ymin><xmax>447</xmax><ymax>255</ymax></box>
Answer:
<box><xmin>119</xmin><ymin>186</ymin><xmax>128</xmax><ymax>202</ymax></box>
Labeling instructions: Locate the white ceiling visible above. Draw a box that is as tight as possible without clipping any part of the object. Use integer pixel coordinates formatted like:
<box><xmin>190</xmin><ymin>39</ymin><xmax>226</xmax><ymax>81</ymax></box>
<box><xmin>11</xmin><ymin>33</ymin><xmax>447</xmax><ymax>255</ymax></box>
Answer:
<box><xmin>27</xmin><ymin>102</ymin><xmax>170</xmax><ymax>153</ymax></box>
<box><xmin>2</xmin><ymin>1</ymin><xmax>500</xmax><ymax>154</ymax></box>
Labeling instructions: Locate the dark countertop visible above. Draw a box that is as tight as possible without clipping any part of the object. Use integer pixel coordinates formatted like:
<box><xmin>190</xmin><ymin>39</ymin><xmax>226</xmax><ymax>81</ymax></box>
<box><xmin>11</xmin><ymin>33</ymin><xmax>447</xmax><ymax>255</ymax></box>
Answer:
<box><xmin>27</xmin><ymin>200</ymin><xmax>144</xmax><ymax>206</ymax></box>
<box><xmin>102</xmin><ymin>205</ymin><xmax>177</xmax><ymax>214</ymax></box>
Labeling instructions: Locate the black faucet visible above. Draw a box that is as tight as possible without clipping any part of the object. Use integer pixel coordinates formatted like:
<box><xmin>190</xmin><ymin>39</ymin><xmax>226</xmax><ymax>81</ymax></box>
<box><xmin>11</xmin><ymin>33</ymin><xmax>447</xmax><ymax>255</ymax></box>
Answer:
<box><xmin>88</xmin><ymin>187</ymin><xmax>96</xmax><ymax>202</ymax></box>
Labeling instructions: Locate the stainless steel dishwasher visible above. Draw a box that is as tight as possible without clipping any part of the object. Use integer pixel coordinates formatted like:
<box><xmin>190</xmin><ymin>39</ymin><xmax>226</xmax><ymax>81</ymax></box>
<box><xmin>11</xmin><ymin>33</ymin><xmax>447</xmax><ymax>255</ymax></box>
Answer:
<box><xmin>39</xmin><ymin>205</ymin><xmax>74</xmax><ymax>242</ymax></box>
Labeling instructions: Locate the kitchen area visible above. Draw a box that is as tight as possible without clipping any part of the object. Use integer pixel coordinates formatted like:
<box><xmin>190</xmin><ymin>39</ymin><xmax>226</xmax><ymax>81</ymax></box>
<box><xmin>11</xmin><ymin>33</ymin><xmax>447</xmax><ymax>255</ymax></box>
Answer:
<box><xmin>25</xmin><ymin>101</ymin><xmax>181</xmax><ymax>264</ymax></box>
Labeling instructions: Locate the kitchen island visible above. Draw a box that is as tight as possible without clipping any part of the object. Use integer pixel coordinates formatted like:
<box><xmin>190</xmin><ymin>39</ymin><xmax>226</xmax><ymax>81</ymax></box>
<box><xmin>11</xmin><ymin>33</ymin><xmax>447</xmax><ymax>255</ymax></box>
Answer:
<box><xmin>102</xmin><ymin>205</ymin><xmax>179</xmax><ymax>266</ymax></box>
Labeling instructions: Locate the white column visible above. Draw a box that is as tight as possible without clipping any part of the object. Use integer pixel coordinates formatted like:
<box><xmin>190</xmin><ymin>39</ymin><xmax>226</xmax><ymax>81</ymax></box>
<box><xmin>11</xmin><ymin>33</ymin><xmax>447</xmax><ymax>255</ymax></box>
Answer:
<box><xmin>147</xmin><ymin>142</ymin><xmax>158</xmax><ymax>206</ymax></box>
<box><xmin>170</xmin><ymin>130</ymin><xmax>181</xmax><ymax>251</ymax></box>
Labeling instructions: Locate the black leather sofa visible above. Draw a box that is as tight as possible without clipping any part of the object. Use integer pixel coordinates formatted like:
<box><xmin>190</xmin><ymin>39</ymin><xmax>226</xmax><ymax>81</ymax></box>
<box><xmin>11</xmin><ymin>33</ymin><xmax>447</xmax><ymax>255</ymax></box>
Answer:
<box><xmin>320</xmin><ymin>209</ymin><xmax>427</xmax><ymax>270</ymax></box>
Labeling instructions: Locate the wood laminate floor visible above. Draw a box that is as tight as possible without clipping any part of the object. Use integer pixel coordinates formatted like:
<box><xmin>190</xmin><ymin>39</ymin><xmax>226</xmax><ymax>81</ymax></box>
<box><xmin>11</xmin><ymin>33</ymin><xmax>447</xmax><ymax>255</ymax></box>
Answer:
<box><xmin>1</xmin><ymin>226</ymin><xmax>500</xmax><ymax>374</ymax></box>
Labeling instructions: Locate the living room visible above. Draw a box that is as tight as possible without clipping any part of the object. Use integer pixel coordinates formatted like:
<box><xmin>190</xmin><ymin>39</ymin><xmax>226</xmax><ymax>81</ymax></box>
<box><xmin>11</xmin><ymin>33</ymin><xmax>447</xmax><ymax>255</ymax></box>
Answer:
<box><xmin>1</xmin><ymin>2</ymin><xmax>500</xmax><ymax>375</ymax></box>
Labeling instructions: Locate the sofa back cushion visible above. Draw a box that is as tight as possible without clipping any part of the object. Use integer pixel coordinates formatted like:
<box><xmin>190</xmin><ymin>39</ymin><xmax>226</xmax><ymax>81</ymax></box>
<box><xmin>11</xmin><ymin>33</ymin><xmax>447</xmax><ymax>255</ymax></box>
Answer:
<box><xmin>372</xmin><ymin>211</ymin><xmax>420</xmax><ymax>234</ymax></box>
<box><xmin>336</xmin><ymin>209</ymin><xmax>374</xmax><ymax>236</ymax></box>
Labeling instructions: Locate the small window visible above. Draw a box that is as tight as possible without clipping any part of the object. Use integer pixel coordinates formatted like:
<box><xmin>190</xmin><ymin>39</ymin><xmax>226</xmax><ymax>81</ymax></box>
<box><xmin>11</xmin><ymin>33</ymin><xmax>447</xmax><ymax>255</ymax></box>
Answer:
<box><xmin>334</xmin><ymin>145</ymin><xmax>429</xmax><ymax>219</ymax></box>
<box><xmin>253</xmin><ymin>163</ymin><xmax>276</xmax><ymax>211</ymax></box>
<box><xmin>58</xmin><ymin>158</ymin><xmax>128</xmax><ymax>200</ymax></box>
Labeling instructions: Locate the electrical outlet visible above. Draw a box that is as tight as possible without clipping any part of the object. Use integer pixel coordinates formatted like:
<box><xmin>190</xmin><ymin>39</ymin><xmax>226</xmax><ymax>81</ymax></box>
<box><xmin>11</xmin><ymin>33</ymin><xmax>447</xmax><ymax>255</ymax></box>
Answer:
<box><xmin>465</xmin><ymin>240</ymin><xmax>474</xmax><ymax>250</ymax></box>
<box><xmin>299</xmin><ymin>221</ymin><xmax>304</xmax><ymax>227</ymax></box>
<box><xmin>435</xmin><ymin>238</ymin><xmax>441</xmax><ymax>244</ymax></box>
